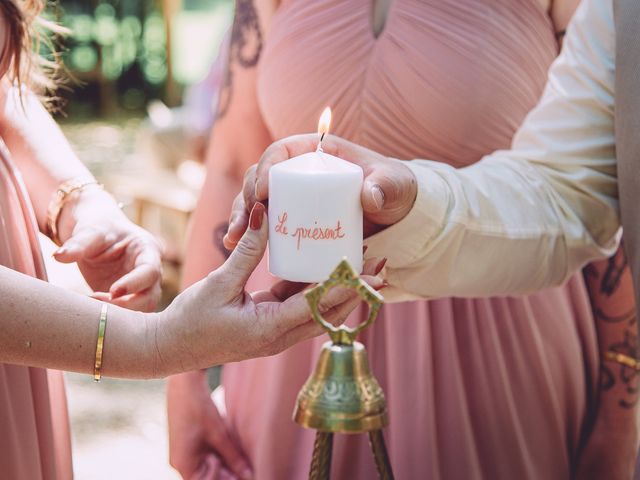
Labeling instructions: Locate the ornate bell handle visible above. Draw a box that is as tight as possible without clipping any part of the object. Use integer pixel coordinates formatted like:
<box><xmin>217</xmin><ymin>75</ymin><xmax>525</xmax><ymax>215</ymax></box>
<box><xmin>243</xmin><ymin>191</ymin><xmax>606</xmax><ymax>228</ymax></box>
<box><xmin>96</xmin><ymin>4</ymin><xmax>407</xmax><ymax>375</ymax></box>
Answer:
<box><xmin>305</xmin><ymin>259</ymin><xmax>384</xmax><ymax>345</ymax></box>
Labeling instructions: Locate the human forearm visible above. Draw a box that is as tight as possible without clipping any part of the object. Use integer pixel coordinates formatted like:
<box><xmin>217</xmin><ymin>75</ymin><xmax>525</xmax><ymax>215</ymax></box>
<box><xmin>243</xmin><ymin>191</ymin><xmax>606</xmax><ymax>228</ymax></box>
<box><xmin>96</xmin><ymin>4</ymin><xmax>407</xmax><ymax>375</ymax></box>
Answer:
<box><xmin>0</xmin><ymin>85</ymin><xmax>94</xmax><ymax>232</ymax></box>
<box><xmin>577</xmin><ymin>246</ymin><xmax>639</xmax><ymax>479</ymax></box>
<box><xmin>0</xmin><ymin>264</ymin><xmax>158</xmax><ymax>378</ymax></box>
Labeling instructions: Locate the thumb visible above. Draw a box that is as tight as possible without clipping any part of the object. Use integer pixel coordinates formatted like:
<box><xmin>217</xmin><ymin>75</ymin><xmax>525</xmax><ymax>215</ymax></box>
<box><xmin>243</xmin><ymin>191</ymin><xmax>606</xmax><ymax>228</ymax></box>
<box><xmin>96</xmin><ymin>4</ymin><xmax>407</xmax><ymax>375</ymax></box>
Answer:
<box><xmin>53</xmin><ymin>228</ymin><xmax>113</xmax><ymax>263</ymax></box>
<box><xmin>220</xmin><ymin>202</ymin><xmax>268</xmax><ymax>291</ymax></box>
<box><xmin>361</xmin><ymin>160</ymin><xmax>417</xmax><ymax>226</ymax></box>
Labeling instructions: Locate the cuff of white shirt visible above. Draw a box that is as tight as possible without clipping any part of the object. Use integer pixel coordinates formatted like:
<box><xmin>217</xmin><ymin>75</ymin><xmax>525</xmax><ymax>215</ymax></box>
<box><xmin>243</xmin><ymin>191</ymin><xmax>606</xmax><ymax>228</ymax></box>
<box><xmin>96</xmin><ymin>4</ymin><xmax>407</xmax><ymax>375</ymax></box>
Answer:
<box><xmin>364</xmin><ymin>160</ymin><xmax>451</xmax><ymax>270</ymax></box>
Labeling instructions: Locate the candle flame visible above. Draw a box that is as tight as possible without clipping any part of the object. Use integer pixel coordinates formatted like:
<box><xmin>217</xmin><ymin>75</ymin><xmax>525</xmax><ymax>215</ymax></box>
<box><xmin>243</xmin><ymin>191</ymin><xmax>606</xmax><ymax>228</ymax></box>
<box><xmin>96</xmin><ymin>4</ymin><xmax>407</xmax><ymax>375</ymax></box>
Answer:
<box><xmin>317</xmin><ymin>107</ymin><xmax>332</xmax><ymax>139</ymax></box>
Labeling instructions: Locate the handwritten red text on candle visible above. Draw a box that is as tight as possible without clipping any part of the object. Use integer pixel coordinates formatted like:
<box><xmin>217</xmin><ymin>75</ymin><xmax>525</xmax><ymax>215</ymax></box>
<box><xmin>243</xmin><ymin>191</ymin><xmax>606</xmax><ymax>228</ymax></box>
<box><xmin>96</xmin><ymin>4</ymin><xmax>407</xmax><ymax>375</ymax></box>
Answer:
<box><xmin>275</xmin><ymin>212</ymin><xmax>345</xmax><ymax>250</ymax></box>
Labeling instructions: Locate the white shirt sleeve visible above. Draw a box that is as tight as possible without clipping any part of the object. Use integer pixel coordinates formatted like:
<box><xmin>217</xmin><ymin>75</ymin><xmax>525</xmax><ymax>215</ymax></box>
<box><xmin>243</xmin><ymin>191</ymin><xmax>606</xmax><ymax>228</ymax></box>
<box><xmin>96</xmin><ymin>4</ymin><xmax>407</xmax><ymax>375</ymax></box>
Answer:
<box><xmin>365</xmin><ymin>0</ymin><xmax>620</xmax><ymax>300</ymax></box>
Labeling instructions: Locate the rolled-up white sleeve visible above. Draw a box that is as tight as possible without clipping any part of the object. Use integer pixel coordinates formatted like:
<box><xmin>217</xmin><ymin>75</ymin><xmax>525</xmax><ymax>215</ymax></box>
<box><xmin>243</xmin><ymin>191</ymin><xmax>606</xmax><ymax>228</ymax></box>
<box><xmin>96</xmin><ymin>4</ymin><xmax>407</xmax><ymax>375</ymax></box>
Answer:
<box><xmin>365</xmin><ymin>0</ymin><xmax>620</xmax><ymax>300</ymax></box>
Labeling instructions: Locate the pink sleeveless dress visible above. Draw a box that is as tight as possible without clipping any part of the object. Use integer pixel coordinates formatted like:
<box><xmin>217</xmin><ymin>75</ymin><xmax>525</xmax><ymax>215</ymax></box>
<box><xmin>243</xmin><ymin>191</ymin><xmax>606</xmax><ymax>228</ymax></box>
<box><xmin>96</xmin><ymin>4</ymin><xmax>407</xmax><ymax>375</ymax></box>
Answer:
<box><xmin>220</xmin><ymin>1</ymin><xmax>599</xmax><ymax>478</ymax></box>
<box><xmin>0</xmin><ymin>141</ymin><xmax>73</xmax><ymax>479</ymax></box>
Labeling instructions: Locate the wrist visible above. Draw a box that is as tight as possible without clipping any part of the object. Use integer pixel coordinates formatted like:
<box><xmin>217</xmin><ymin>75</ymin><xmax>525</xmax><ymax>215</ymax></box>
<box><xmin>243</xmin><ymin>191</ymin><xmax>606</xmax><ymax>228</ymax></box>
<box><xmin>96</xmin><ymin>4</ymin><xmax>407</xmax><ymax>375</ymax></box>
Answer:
<box><xmin>154</xmin><ymin>303</ymin><xmax>203</xmax><ymax>377</ymax></box>
<box><xmin>56</xmin><ymin>187</ymin><xmax>124</xmax><ymax>244</ymax></box>
<box><xmin>141</xmin><ymin>310</ymin><xmax>173</xmax><ymax>378</ymax></box>
<box><xmin>46</xmin><ymin>177</ymin><xmax>102</xmax><ymax>245</ymax></box>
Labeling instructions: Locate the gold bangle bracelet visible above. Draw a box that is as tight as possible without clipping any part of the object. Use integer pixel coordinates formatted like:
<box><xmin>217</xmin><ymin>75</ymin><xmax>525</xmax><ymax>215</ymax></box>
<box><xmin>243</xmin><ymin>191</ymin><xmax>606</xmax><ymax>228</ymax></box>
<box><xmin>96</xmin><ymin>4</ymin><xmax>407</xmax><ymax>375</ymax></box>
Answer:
<box><xmin>604</xmin><ymin>351</ymin><xmax>640</xmax><ymax>371</ymax></box>
<box><xmin>94</xmin><ymin>303</ymin><xmax>108</xmax><ymax>382</ymax></box>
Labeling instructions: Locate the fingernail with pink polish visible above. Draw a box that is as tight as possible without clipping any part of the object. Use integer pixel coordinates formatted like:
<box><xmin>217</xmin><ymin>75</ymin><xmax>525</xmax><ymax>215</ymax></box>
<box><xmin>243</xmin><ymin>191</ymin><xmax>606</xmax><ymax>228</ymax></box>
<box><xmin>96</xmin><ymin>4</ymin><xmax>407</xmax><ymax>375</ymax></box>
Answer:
<box><xmin>374</xmin><ymin>258</ymin><xmax>388</xmax><ymax>275</ymax></box>
<box><xmin>249</xmin><ymin>202</ymin><xmax>265</xmax><ymax>230</ymax></box>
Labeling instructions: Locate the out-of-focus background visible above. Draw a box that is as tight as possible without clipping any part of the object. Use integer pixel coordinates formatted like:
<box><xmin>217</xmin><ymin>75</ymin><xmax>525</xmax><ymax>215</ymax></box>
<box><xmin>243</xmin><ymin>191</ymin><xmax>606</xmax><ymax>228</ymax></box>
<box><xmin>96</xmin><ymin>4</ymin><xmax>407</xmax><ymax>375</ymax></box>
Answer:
<box><xmin>42</xmin><ymin>1</ymin><xmax>234</xmax><ymax>478</ymax></box>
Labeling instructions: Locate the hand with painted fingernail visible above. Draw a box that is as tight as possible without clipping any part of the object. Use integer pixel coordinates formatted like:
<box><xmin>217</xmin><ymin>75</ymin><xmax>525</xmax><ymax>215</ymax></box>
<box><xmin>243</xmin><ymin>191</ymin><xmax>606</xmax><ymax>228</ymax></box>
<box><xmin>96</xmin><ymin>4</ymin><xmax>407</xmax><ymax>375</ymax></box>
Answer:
<box><xmin>225</xmin><ymin>134</ymin><xmax>417</xmax><ymax>248</ymax></box>
<box><xmin>161</xmin><ymin>201</ymin><xmax>385</xmax><ymax>369</ymax></box>
<box><xmin>52</xmin><ymin>187</ymin><xmax>163</xmax><ymax>312</ymax></box>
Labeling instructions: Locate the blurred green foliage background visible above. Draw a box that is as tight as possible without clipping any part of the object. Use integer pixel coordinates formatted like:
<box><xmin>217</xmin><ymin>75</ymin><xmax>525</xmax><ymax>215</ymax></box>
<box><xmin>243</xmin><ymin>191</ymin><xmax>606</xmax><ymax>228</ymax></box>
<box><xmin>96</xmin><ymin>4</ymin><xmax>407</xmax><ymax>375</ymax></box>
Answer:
<box><xmin>54</xmin><ymin>0</ymin><xmax>232</xmax><ymax>116</ymax></box>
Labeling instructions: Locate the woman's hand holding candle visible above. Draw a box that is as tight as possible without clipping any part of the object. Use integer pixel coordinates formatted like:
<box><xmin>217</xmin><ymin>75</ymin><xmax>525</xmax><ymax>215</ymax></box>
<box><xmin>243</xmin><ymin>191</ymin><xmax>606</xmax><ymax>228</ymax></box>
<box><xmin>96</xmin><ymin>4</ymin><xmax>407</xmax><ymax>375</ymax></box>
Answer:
<box><xmin>224</xmin><ymin>134</ymin><xmax>418</xmax><ymax>249</ymax></box>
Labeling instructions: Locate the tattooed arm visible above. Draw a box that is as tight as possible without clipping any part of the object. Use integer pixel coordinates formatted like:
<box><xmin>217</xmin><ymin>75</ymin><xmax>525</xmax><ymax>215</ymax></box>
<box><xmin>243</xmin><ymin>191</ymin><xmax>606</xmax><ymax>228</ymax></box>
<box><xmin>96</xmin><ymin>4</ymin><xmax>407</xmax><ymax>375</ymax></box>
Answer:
<box><xmin>182</xmin><ymin>0</ymin><xmax>276</xmax><ymax>280</ymax></box>
<box><xmin>168</xmin><ymin>1</ymin><xmax>279</xmax><ymax>479</ymax></box>
<box><xmin>576</xmin><ymin>243</ymin><xmax>639</xmax><ymax>480</ymax></box>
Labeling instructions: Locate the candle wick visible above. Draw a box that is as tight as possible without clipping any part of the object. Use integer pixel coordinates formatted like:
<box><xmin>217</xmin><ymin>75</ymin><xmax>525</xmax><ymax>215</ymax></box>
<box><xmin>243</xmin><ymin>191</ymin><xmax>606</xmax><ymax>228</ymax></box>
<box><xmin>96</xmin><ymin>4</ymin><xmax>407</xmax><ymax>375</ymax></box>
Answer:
<box><xmin>317</xmin><ymin>132</ymin><xmax>326</xmax><ymax>153</ymax></box>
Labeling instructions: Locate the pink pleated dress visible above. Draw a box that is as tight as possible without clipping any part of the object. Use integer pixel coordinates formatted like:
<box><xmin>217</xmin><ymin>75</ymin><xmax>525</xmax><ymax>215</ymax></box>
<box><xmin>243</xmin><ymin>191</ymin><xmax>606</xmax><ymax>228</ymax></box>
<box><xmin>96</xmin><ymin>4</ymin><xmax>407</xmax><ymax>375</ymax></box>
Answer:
<box><xmin>219</xmin><ymin>1</ymin><xmax>599</xmax><ymax>478</ymax></box>
<box><xmin>0</xmin><ymin>140</ymin><xmax>73</xmax><ymax>479</ymax></box>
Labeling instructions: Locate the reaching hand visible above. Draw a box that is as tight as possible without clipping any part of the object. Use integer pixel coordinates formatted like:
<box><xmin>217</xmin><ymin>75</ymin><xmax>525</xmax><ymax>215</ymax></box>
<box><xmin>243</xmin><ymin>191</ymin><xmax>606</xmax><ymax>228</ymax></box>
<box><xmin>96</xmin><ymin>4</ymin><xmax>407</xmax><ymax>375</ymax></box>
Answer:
<box><xmin>224</xmin><ymin>134</ymin><xmax>417</xmax><ymax>250</ymax></box>
<box><xmin>53</xmin><ymin>188</ymin><xmax>163</xmax><ymax>312</ymax></box>
<box><xmin>157</xmin><ymin>202</ymin><xmax>383</xmax><ymax>372</ymax></box>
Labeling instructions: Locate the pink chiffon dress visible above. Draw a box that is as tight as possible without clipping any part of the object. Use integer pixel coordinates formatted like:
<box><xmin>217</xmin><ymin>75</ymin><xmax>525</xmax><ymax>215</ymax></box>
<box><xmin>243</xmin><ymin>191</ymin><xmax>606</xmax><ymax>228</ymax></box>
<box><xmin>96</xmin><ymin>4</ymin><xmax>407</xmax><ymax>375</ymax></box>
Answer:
<box><xmin>218</xmin><ymin>1</ymin><xmax>598</xmax><ymax>478</ymax></box>
<box><xmin>0</xmin><ymin>140</ymin><xmax>73</xmax><ymax>479</ymax></box>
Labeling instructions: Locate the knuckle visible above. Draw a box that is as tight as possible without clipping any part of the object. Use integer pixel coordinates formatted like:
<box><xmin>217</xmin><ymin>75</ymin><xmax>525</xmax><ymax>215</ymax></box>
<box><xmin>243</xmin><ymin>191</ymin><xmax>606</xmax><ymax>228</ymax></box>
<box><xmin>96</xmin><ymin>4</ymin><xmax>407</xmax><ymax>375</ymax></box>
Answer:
<box><xmin>263</xmin><ymin>141</ymin><xmax>283</xmax><ymax>159</ymax></box>
<box><xmin>317</xmin><ymin>296</ymin><xmax>337</xmax><ymax>314</ymax></box>
<box><xmin>234</xmin><ymin>236</ymin><xmax>260</xmax><ymax>259</ymax></box>
<box><xmin>259</xmin><ymin>324</ymin><xmax>280</xmax><ymax>347</ymax></box>
<box><xmin>243</xmin><ymin>164</ymin><xmax>257</xmax><ymax>181</ymax></box>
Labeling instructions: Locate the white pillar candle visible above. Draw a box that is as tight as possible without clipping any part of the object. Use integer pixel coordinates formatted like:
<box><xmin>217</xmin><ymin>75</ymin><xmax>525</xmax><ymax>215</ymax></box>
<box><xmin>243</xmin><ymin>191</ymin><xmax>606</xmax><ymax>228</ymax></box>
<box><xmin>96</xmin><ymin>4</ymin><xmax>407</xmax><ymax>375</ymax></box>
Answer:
<box><xmin>268</xmin><ymin>109</ymin><xmax>363</xmax><ymax>283</ymax></box>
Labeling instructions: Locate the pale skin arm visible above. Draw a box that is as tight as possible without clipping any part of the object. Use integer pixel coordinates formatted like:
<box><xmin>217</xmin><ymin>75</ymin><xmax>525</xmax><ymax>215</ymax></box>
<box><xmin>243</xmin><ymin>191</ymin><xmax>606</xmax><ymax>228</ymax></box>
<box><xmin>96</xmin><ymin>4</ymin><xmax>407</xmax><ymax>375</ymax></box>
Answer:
<box><xmin>181</xmin><ymin>2</ymin><xmax>275</xmax><ymax>289</ymax></box>
<box><xmin>0</xmin><ymin>264</ymin><xmax>150</xmax><ymax>377</ymax></box>
<box><xmin>0</xmin><ymin>85</ymin><xmax>163</xmax><ymax>310</ymax></box>
<box><xmin>0</xmin><ymin>83</ymin><xmax>91</xmax><ymax>234</ymax></box>
<box><xmin>0</xmin><ymin>211</ymin><xmax>381</xmax><ymax>379</ymax></box>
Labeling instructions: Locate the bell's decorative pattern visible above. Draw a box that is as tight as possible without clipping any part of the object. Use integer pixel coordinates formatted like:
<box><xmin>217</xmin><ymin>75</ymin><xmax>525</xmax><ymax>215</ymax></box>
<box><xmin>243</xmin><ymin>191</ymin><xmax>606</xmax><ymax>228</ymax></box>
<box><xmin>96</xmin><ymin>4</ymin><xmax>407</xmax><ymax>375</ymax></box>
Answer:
<box><xmin>294</xmin><ymin>341</ymin><xmax>388</xmax><ymax>433</ymax></box>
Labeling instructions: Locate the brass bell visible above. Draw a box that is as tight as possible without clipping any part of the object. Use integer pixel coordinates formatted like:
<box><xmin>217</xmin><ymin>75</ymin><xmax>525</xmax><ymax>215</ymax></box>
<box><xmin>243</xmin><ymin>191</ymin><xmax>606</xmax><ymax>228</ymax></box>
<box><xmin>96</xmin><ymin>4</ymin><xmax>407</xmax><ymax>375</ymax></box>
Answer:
<box><xmin>294</xmin><ymin>340</ymin><xmax>388</xmax><ymax>433</ymax></box>
<box><xmin>293</xmin><ymin>259</ymin><xmax>394</xmax><ymax>479</ymax></box>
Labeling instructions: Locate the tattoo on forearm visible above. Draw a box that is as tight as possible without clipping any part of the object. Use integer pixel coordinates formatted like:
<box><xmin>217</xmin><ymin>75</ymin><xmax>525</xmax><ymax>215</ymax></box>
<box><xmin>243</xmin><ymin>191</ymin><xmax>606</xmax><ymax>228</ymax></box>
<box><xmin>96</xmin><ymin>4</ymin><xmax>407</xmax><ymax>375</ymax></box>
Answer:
<box><xmin>585</xmin><ymin>244</ymin><xmax>639</xmax><ymax>409</ymax></box>
<box><xmin>590</xmin><ymin>307</ymin><xmax>635</xmax><ymax>325</ymax></box>
<box><xmin>583</xmin><ymin>246</ymin><xmax>628</xmax><ymax>296</ymax></box>
<box><xmin>213</xmin><ymin>222</ymin><xmax>231</xmax><ymax>259</ymax></box>
<box><xmin>601</xmin><ymin>248</ymin><xmax>628</xmax><ymax>295</ymax></box>
<box><xmin>217</xmin><ymin>0</ymin><xmax>263</xmax><ymax>118</ymax></box>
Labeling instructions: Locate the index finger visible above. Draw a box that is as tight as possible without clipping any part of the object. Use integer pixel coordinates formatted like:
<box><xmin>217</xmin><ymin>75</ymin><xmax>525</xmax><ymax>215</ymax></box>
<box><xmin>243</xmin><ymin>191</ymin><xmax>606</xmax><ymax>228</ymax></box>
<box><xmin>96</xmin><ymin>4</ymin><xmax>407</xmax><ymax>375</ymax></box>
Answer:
<box><xmin>110</xmin><ymin>241</ymin><xmax>163</xmax><ymax>297</ymax></box>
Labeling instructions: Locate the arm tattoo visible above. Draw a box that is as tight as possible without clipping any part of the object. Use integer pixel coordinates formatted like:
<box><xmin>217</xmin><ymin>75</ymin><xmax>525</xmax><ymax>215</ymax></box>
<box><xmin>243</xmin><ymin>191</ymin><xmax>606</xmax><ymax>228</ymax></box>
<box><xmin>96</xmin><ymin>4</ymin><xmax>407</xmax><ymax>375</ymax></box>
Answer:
<box><xmin>217</xmin><ymin>0</ymin><xmax>263</xmax><ymax>118</ymax></box>
<box><xmin>600</xmin><ymin>247</ymin><xmax>628</xmax><ymax>295</ymax></box>
<box><xmin>605</xmin><ymin>329</ymin><xmax>640</xmax><ymax>408</ymax></box>
<box><xmin>583</xmin><ymin>245</ymin><xmax>628</xmax><ymax>296</ymax></box>
<box><xmin>213</xmin><ymin>222</ymin><xmax>232</xmax><ymax>259</ymax></box>
<box><xmin>584</xmin><ymin>243</ymin><xmax>639</xmax><ymax>408</ymax></box>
